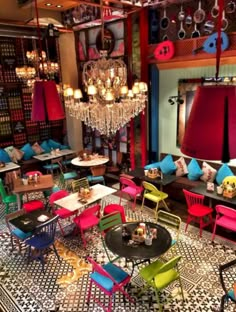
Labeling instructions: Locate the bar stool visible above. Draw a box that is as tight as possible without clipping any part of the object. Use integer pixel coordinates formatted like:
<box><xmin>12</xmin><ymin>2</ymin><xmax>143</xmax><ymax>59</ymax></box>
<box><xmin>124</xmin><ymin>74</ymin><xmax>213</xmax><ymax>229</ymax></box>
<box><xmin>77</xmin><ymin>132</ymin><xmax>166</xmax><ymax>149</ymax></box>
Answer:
<box><xmin>103</xmin><ymin>204</ymin><xmax>126</xmax><ymax>223</ymax></box>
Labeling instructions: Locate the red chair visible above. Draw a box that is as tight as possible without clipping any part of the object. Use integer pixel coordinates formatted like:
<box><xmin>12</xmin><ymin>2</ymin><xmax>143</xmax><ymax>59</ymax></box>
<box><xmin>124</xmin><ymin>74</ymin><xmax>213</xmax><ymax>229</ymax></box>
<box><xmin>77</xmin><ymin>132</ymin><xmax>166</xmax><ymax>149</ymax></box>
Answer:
<box><xmin>183</xmin><ymin>189</ymin><xmax>213</xmax><ymax>238</ymax></box>
<box><xmin>103</xmin><ymin>204</ymin><xmax>126</xmax><ymax>223</ymax></box>
<box><xmin>23</xmin><ymin>171</ymin><xmax>45</xmax><ymax>211</ymax></box>
<box><xmin>119</xmin><ymin>176</ymin><xmax>143</xmax><ymax>211</ymax></box>
<box><xmin>87</xmin><ymin>256</ymin><xmax>134</xmax><ymax>312</ymax></box>
<box><xmin>73</xmin><ymin>204</ymin><xmax>101</xmax><ymax>248</ymax></box>
<box><xmin>49</xmin><ymin>190</ymin><xmax>76</xmax><ymax>236</ymax></box>
<box><xmin>212</xmin><ymin>205</ymin><xmax>236</xmax><ymax>241</ymax></box>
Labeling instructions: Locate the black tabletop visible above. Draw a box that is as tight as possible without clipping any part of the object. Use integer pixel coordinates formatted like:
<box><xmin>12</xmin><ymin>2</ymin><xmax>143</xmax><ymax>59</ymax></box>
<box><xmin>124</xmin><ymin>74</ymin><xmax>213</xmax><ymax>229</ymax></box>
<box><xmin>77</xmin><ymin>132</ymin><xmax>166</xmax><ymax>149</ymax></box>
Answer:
<box><xmin>128</xmin><ymin>168</ymin><xmax>178</xmax><ymax>186</ymax></box>
<box><xmin>191</xmin><ymin>183</ymin><xmax>236</xmax><ymax>206</ymax></box>
<box><xmin>10</xmin><ymin>210</ymin><xmax>53</xmax><ymax>233</ymax></box>
<box><xmin>105</xmin><ymin>222</ymin><xmax>172</xmax><ymax>260</ymax></box>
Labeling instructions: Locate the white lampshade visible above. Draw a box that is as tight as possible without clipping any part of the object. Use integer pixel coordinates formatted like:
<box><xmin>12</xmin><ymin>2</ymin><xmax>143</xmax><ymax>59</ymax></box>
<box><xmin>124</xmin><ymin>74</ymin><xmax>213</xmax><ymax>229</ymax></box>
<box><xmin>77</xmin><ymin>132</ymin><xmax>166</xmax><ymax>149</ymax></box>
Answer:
<box><xmin>88</xmin><ymin>85</ymin><xmax>97</xmax><ymax>95</ymax></box>
<box><xmin>74</xmin><ymin>89</ymin><xmax>83</xmax><ymax>99</ymax></box>
<box><xmin>120</xmin><ymin>85</ymin><xmax>128</xmax><ymax>95</ymax></box>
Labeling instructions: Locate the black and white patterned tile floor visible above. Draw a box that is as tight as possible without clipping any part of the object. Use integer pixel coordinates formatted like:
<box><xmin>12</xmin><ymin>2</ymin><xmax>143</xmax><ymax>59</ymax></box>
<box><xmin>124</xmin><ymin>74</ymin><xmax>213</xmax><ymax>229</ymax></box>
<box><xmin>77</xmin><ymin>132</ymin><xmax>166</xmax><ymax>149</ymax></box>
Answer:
<box><xmin>1</xmin><ymin>193</ymin><xmax>236</xmax><ymax>312</ymax></box>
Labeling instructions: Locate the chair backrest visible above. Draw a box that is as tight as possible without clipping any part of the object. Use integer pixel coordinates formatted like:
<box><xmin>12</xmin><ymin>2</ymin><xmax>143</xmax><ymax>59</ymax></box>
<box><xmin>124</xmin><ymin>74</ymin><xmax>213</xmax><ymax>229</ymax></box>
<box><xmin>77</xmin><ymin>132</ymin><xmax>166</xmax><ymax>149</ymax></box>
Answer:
<box><xmin>72</xmin><ymin>177</ymin><xmax>89</xmax><ymax>192</ymax></box>
<box><xmin>142</xmin><ymin>181</ymin><xmax>159</xmax><ymax>193</ymax></box>
<box><xmin>183</xmin><ymin>189</ymin><xmax>205</xmax><ymax>208</ymax></box>
<box><xmin>215</xmin><ymin>205</ymin><xmax>236</xmax><ymax>219</ymax></box>
<box><xmin>51</xmin><ymin>156</ymin><xmax>63</xmax><ymax>165</ymax></box>
<box><xmin>91</xmin><ymin>165</ymin><xmax>106</xmax><ymax>177</ymax></box>
<box><xmin>87</xmin><ymin>256</ymin><xmax>116</xmax><ymax>282</ymax></box>
<box><xmin>0</xmin><ymin>178</ymin><xmax>7</xmax><ymax>199</ymax></box>
<box><xmin>49</xmin><ymin>189</ymin><xmax>69</xmax><ymax>206</ymax></box>
<box><xmin>35</xmin><ymin>215</ymin><xmax>59</xmax><ymax>242</ymax></box>
<box><xmin>79</xmin><ymin>204</ymin><xmax>101</xmax><ymax>218</ymax></box>
<box><xmin>157</xmin><ymin>255</ymin><xmax>182</xmax><ymax>275</ymax></box>
<box><xmin>25</xmin><ymin>171</ymin><xmax>43</xmax><ymax>176</ymax></box>
<box><xmin>157</xmin><ymin>210</ymin><xmax>181</xmax><ymax>241</ymax></box>
<box><xmin>99</xmin><ymin>212</ymin><xmax>122</xmax><ymax>233</ymax></box>
<box><xmin>120</xmin><ymin>177</ymin><xmax>136</xmax><ymax>189</ymax></box>
<box><xmin>5</xmin><ymin>209</ymin><xmax>26</xmax><ymax>232</ymax></box>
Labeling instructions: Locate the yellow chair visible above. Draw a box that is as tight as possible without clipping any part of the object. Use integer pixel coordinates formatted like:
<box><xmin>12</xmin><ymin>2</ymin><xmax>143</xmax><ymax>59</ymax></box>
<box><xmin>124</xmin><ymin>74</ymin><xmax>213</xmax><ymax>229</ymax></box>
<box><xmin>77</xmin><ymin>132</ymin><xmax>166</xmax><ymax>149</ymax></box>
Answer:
<box><xmin>157</xmin><ymin>210</ymin><xmax>181</xmax><ymax>254</ymax></box>
<box><xmin>141</xmin><ymin>181</ymin><xmax>169</xmax><ymax>219</ymax></box>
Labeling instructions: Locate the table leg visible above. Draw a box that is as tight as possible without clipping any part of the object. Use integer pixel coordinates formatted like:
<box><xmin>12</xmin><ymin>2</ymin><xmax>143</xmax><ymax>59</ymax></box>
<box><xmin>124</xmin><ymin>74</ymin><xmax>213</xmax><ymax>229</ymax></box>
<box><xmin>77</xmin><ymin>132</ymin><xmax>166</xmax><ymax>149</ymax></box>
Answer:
<box><xmin>16</xmin><ymin>194</ymin><xmax>22</xmax><ymax>210</ymax></box>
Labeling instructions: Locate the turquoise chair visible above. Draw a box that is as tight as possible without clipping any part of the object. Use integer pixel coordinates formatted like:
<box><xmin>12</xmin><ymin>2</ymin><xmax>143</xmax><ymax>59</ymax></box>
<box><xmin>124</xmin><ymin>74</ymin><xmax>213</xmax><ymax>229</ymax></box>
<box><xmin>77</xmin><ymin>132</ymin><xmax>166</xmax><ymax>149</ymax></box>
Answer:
<box><xmin>0</xmin><ymin>178</ymin><xmax>18</xmax><ymax>214</ymax></box>
<box><xmin>87</xmin><ymin>165</ymin><xmax>106</xmax><ymax>185</ymax></box>
<box><xmin>139</xmin><ymin>255</ymin><xmax>184</xmax><ymax>311</ymax></box>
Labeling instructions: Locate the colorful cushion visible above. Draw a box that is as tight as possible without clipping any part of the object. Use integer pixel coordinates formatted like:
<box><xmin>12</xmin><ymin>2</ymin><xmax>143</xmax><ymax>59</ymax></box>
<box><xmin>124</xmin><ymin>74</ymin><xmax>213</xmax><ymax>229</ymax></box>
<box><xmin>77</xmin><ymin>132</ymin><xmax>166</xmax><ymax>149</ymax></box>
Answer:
<box><xmin>40</xmin><ymin>141</ymin><xmax>51</xmax><ymax>153</ymax></box>
<box><xmin>48</xmin><ymin>139</ymin><xmax>61</xmax><ymax>149</ymax></box>
<box><xmin>0</xmin><ymin>148</ymin><xmax>12</xmax><ymax>163</ymax></box>
<box><xmin>215</xmin><ymin>164</ymin><xmax>234</xmax><ymax>185</ymax></box>
<box><xmin>4</xmin><ymin>146</ymin><xmax>14</xmax><ymax>160</ymax></box>
<box><xmin>200</xmin><ymin>161</ymin><xmax>217</xmax><ymax>183</ymax></box>
<box><xmin>20</xmin><ymin>143</ymin><xmax>36</xmax><ymax>161</ymax></box>
<box><xmin>174</xmin><ymin>156</ymin><xmax>188</xmax><ymax>177</ymax></box>
<box><xmin>159</xmin><ymin>154</ymin><xmax>177</xmax><ymax>175</ymax></box>
<box><xmin>144</xmin><ymin>162</ymin><xmax>160</xmax><ymax>170</ymax></box>
<box><xmin>31</xmin><ymin>142</ymin><xmax>44</xmax><ymax>155</ymax></box>
<box><xmin>11</xmin><ymin>147</ymin><xmax>24</xmax><ymax>163</ymax></box>
<box><xmin>187</xmin><ymin>158</ymin><xmax>203</xmax><ymax>181</ymax></box>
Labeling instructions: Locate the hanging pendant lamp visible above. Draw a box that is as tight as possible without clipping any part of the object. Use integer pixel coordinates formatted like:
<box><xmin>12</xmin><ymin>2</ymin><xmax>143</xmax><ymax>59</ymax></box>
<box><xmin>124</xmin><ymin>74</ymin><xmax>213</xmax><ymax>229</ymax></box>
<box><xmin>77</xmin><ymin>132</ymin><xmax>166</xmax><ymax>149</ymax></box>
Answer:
<box><xmin>180</xmin><ymin>0</ymin><xmax>236</xmax><ymax>163</ymax></box>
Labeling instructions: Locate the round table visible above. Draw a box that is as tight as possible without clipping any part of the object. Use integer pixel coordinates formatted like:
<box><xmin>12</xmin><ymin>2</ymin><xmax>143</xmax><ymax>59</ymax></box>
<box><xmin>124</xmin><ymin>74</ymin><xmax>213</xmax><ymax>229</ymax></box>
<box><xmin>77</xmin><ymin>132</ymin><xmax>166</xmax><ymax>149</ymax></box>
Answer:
<box><xmin>105</xmin><ymin>222</ymin><xmax>171</xmax><ymax>261</ymax></box>
<box><xmin>71</xmin><ymin>157</ymin><xmax>109</xmax><ymax>167</ymax></box>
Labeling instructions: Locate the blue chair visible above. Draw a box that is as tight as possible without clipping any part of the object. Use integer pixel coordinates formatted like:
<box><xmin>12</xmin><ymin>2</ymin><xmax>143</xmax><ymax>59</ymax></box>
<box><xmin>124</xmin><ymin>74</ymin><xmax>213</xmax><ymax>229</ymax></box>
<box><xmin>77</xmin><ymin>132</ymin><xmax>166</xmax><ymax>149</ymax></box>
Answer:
<box><xmin>43</xmin><ymin>157</ymin><xmax>62</xmax><ymax>175</ymax></box>
<box><xmin>25</xmin><ymin>215</ymin><xmax>60</xmax><ymax>272</ymax></box>
<box><xmin>87</xmin><ymin>165</ymin><xmax>106</xmax><ymax>185</ymax></box>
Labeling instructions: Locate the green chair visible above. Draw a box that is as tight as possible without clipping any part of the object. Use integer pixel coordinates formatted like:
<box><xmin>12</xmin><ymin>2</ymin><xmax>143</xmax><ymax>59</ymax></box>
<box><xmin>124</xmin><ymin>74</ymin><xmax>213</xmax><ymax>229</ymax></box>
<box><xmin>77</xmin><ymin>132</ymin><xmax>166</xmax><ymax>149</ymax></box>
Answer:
<box><xmin>0</xmin><ymin>178</ymin><xmax>18</xmax><ymax>214</ymax></box>
<box><xmin>98</xmin><ymin>212</ymin><xmax>122</xmax><ymax>263</ymax></box>
<box><xmin>139</xmin><ymin>255</ymin><xmax>184</xmax><ymax>312</ymax></box>
<box><xmin>141</xmin><ymin>181</ymin><xmax>169</xmax><ymax>219</ymax></box>
<box><xmin>71</xmin><ymin>177</ymin><xmax>90</xmax><ymax>193</ymax></box>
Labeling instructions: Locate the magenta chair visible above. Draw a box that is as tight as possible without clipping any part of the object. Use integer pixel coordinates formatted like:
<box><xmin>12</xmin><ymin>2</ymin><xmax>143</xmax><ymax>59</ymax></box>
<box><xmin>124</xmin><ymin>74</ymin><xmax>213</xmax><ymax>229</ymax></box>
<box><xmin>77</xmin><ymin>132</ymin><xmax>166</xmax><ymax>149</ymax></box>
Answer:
<box><xmin>87</xmin><ymin>256</ymin><xmax>134</xmax><ymax>312</ymax></box>
<box><xmin>183</xmin><ymin>189</ymin><xmax>213</xmax><ymax>238</ymax></box>
<box><xmin>119</xmin><ymin>176</ymin><xmax>143</xmax><ymax>211</ymax></box>
<box><xmin>73</xmin><ymin>204</ymin><xmax>101</xmax><ymax>248</ymax></box>
<box><xmin>49</xmin><ymin>190</ymin><xmax>76</xmax><ymax>236</ymax></box>
<box><xmin>212</xmin><ymin>205</ymin><xmax>236</xmax><ymax>241</ymax></box>
<box><xmin>103</xmin><ymin>204</ymin><xmax>126</xmax><ymax>223</ymax></box>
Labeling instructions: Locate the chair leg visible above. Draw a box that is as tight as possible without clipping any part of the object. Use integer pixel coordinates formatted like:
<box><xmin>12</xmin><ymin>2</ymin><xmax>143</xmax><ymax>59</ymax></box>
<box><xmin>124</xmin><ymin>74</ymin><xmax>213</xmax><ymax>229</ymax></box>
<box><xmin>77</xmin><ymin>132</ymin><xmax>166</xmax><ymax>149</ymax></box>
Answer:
<box><xmin>185</xmin><ymin>215</ymin><xmax>191</xmax><ymax>232</ymax></box>
<box><xmin>5</xmin><ymin>203</ymin><xmax>9</xmax><ymax>214</ymax></box>
<box><xmin>52</xmin><ymin>244</ymin><xmax>60</xmax><ymax>262</ymax></box>
<box><xmin>212</xmin><ymin>224</ymin><xmax>217</xmax><ymax>241</ymax></box>
<box><xmin>155</xmin><ymin>202</ymin><xmax>159</xmax><ymax>220</ymax></box>
<box><xmin>141</xmin><ymin>197</ymin><xmax>145</xmax><ymax>212</ymax></box>
<box><xmin>155</xmin><ymin>288</ymin><xmax>162</xmax><ymax>312</ymax></box>
<box><xmin>199</xmin><ymin>217</ymin><xmax>203</xmax><ymax>238</ymax></box>
<box><xmin>57</xmin><ymin>219</ymin><xmax>65</xmax><ymax>236</ymax></box>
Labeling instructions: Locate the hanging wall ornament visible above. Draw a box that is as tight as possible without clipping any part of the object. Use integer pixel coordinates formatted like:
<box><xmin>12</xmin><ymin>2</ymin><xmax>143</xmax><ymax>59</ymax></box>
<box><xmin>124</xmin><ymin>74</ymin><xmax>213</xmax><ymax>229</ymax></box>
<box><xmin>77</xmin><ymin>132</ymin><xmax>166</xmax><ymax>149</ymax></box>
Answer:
<box><xmin>193</xmin><ymin>0</ymin><xmax>206</xmax><ymax>24</ymax></box>
<box><xmin>185</xmin><ymin>8</ymin><xmax>193</xmax><ymax>28</ymax></box>
<box><xmin>160</xmin><ymin>7</ymin><xmax>170</xmax><ymax>30</ymax></box>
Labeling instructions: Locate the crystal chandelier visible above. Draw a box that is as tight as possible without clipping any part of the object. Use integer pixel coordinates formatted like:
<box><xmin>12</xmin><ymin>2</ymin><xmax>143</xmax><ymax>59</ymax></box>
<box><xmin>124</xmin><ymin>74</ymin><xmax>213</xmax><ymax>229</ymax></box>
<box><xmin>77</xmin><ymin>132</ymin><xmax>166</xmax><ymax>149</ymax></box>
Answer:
<box><xmin>26</xmin><ymin>49</ymin><xmax>59</xmax><ymax>76</ymax></box>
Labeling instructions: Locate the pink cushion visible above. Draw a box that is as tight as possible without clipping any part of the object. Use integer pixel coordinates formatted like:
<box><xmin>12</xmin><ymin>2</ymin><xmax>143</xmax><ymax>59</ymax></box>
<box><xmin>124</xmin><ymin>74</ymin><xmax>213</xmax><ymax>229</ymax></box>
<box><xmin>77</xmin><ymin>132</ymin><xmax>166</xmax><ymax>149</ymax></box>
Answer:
<box><xmin>104</xmin><ymin>204</ymin><xmax>126</xmax><ymax>223</ymax></box>
<box><xmin>122</xmin><ymin>186</ymin><xmax>142</xmax><ymax>196</ymax></box>
<box><xmin>189</xmin><ymin>204</ymin><xmax>213</xmax><ymax>217</ymax></box>
<box><xmin>23</xmin><ymin>200</ymin><xmax>44</xmax><ymax>212</ymax></box>
<box><xmin>54</xmin><ymin>208</ymin><xmax>75</xmax><ymax>219</ymax></box>
<box><xmin>74</xmin><ymin>214</ymin><xmax>99</xmax><ymax>230</ymax></box>
<box><xmin>216</xmin><ymin>216</ymin><xmax>236</xmax><ymax>231</ymax></box>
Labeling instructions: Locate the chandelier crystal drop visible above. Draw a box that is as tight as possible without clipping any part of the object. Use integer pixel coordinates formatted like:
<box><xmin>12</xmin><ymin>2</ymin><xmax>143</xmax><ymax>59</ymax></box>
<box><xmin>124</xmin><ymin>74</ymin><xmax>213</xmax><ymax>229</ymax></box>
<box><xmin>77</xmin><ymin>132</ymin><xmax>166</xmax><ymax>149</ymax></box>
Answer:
<box><xmin>64</xmin><ymin>52</ymin><xmax>147</xmax><ymax>136</ymax></box>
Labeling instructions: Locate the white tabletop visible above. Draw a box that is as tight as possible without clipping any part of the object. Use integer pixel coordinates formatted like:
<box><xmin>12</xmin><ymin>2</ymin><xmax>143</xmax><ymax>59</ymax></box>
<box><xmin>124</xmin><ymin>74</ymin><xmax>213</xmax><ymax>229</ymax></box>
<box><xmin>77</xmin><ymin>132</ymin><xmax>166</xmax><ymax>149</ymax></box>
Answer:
<box><xmin>0</xmin><ymin>162</ymin><xmax>20</xmax><ymax>173</ymax></box>
<box><xmin>71</xmin><ymin>156</ymin><xmax>109</xmax><ymax>167</ymax></box>
<box><xmin>54</xmin><ymin>184</ymin><xmax>117</xmax><ymax>212</ymax></box>
<box><xmin>33</xmin><ymin>149</ymin><xmax>75</xmax><ymax>161</ymax></box>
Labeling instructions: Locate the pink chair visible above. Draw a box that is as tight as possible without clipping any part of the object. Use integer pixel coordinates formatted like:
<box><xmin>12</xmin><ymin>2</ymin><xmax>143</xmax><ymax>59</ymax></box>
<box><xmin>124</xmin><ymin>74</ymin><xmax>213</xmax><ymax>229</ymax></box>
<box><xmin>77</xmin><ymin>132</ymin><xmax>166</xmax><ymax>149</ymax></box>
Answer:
<box><xmin>183</xmin><ymin>189</ymin><xmax>213</xmax><ymax>238</ymax></box>
<box><xmin>119</xmin><ymin>176</ymin><xmax>143</xmax><ymax>211</ymax></box>
<box><xmin>23</xmin><ymin>171</ymin><xmax>45</xmax><ymax>209</ymax></box>
<box><xmin>212</xmin><ymin>205</ymin><xmax>236</xmax><ymax>241</ymax></box>
<box><xmin>73</xmin><ymin>204</ymin><xmax>101</xmax><ymax>248</ymax></box>
<box><xmin>49</xmin><ymin>190</ymin><xmax>76</xmax><ymax>236</ymax></box>
<box><xmin>103</xmin><ymin>204</ymin><xmax>126</xmax><ymax>223</ymax></box>
<box><xmin>87</xmin><ymin>256</ymin><xmax>134</xmax><ymax>312</ymax></box>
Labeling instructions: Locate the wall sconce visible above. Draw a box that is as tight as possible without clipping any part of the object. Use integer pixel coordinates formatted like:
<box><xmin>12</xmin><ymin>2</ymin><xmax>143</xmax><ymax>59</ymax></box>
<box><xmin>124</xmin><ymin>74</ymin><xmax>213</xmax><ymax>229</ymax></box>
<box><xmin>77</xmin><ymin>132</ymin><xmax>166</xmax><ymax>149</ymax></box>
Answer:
<box><xmin>168</xmin><ymin>95</ymin><xmax>184</xmax><ymax>105</ymax></box>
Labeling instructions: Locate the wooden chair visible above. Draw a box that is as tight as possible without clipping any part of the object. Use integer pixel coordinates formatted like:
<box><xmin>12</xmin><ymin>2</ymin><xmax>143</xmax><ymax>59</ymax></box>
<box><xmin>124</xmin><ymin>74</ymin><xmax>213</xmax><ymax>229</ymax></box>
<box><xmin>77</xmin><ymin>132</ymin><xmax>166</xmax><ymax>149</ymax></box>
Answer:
<box><xmin>43</xmin><ymin>156</ymin><xmax>63</xmax><ymax>175</ymax></box>
<box><xmin>71</xmin><ymin>177</ymin><xmax>90</xmax><ymax>193</ymax></box>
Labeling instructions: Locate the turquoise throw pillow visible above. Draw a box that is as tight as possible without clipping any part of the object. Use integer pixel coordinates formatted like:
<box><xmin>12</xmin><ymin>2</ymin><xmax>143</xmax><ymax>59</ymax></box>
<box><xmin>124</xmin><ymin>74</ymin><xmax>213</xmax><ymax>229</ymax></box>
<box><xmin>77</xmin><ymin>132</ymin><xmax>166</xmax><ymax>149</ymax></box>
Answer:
<box><xmin>216</xmin><ymin>164</ymin><xmax>234</xmax><ymax>185</ymax></box>
<box><xmin>0</xmin><ymin>148</ymin><xmax>11</xmax><ymax>162</ymax></box>
<box><xmin>40</xmin><ymin>141</ymin><xmax>51</xmax><ymax>153</ymax></box>
<box><xmin>144</xmin><ymin>162</ymin><xmax>160</xmax><ymax>170</ymax></box>
<box><xmin>187</xmin><ymin>158</ymin><xmax>203</xmax><ymax>181</ymax></box>
<box><xmin>160</xmin><ymin>154</ymin><xmax>177</xmax><ymax>175</ymax></box>
<box><xmin>20</xmin><ymin>143</ymin><xmax>35</xmax><ymax>161</ymax></box>
<box><xmin>60</xmin><ymin>144</ymin><xmax>70</xmax><ymax>150</ymax></box>
<box><xmin>48</xmin><ymin>139</ymin><xmax>61</xmax><ymax>149</ymax></box>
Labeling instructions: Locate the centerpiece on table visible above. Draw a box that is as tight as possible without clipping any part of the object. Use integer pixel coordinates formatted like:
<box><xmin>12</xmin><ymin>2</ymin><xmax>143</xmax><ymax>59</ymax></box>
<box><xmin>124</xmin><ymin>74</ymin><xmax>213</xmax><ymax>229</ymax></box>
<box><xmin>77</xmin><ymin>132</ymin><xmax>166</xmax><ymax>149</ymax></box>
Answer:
<box><xmin>147</xmin><ymin>168</ymin><xmax>163</xmax><ymax>179</ymax></box>
<box><xmin>78</xmin><ymin>187</ymin><xmax>93</xmax><ymax>200</ymax></box>
<box><xmin>222</xmin><ymin>176</ymin><xmax>236</xmax><ymax>198</ymax></box>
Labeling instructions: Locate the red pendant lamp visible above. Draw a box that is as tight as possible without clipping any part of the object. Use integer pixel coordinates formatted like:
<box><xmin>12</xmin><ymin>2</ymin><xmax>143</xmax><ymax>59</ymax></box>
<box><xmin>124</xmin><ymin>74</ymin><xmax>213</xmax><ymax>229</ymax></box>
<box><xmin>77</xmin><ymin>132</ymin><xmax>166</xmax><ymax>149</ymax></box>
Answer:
<box><xmin>31</xmin><ymin>0</ymin><xmax>65</xmax><ymax>122</ymax></box>
<box><xmin>180</xmin><ymin>0</ymin><xmax>236</xmax><ymax>163</ymax></box>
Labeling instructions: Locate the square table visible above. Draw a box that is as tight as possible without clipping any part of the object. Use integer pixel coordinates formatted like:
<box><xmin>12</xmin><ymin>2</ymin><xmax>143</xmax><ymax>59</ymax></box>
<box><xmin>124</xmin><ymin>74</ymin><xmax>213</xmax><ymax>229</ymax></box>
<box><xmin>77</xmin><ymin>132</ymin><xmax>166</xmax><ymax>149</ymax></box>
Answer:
<box><xmin>9</xmin><ymin>210</ymin><xmax>53</xmax><ymax>233</ymax></box>
<box><xmin>13</xmin><ymin>174</ymin><xmax>54</xmax><ymax>210</ymax></box>
<box><xmin>191</xmin><ymin>183</ymin><xmax>236</xmax><ymax>207</ymax></box>
<box><xmin>54</xmin><ymin>183</ymin><xmax>117</xmax><ymax>212</ymax></box>
<box><xmin>0</xmin><ymin>162</ymin><xmax>20</xmax><ymax>174</ymax></box>
<box><xmin>33</xmin><ymin>149</ymin><xmax>75</xmax><ymax>162</ymax></box>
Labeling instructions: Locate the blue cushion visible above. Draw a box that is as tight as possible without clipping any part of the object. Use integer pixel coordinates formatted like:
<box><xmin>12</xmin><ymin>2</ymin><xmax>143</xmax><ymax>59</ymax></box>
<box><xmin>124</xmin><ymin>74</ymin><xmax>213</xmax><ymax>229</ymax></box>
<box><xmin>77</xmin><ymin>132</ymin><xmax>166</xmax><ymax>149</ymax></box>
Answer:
<box><xmin>228</xmin><ymin>289</ymin><xmax>235</xmax><ymax>301</ymax></box>
<box><xmin>90</xmin><ymin>272</ymin><xmax>114</xmax><ymax>291</ymax></box>
<box><xmin>48</xmin><ymin>139</ymin><xmax>61</xmax><ymax>149</ymax></box>
<box><xmin>60</xmin><ymin>144</ymin><xmax>70</xmax><ymax>150</ymax></box>
<box><xmin>40</xmin><ymin>141</ymin><xmax>51</xmax><ymax>153</ymax></box>
<box><xmin>12</xmin><ymin>228</ymin><xmax>32</xmax><ymax>240</ymax></box>
<box><xmin>144</xmin><ymin>162</ymin><xmax>160</xmax><ymax>170</ymax></box>
<box><xmin>215</xmin><ymin>164</ymin><xmax>234</xmax><ymax>185</ymax></box>
<box><xmin>20</xmin><ymin>143</ymin><xmax>35</xmax><ymax>161</ymax></box>
<box><xmin>187</xmin><ymin>158</ymin><xmax>203</xmax><ymax>181</ymax></box>
<box><xmin>160</xmin><ymin>154</ymin><xmax>177</xmax><ymax>175</ymax></box>
<box><xmin>87</xmin><ymin>175</ymin><xmax>105</xmax><ymax>183</ymax></box>
<box><xmin>0</xmin><ymin>149</ymin><xmax>11</xmax><ymax>162</ymax></box>
<box><xmin>103</xmin><ymin>262</ymin><xmax>129</xmax><ymax>283</ymax></box>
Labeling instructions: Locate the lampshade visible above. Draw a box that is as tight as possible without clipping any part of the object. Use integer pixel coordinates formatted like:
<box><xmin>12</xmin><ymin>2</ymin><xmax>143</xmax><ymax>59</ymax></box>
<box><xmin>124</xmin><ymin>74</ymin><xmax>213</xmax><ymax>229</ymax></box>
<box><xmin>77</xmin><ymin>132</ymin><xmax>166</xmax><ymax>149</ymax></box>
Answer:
<box><xmin>180</xmin><ymin>85</ymin><xmax>236</xmax><ymax>162</ymax></box>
